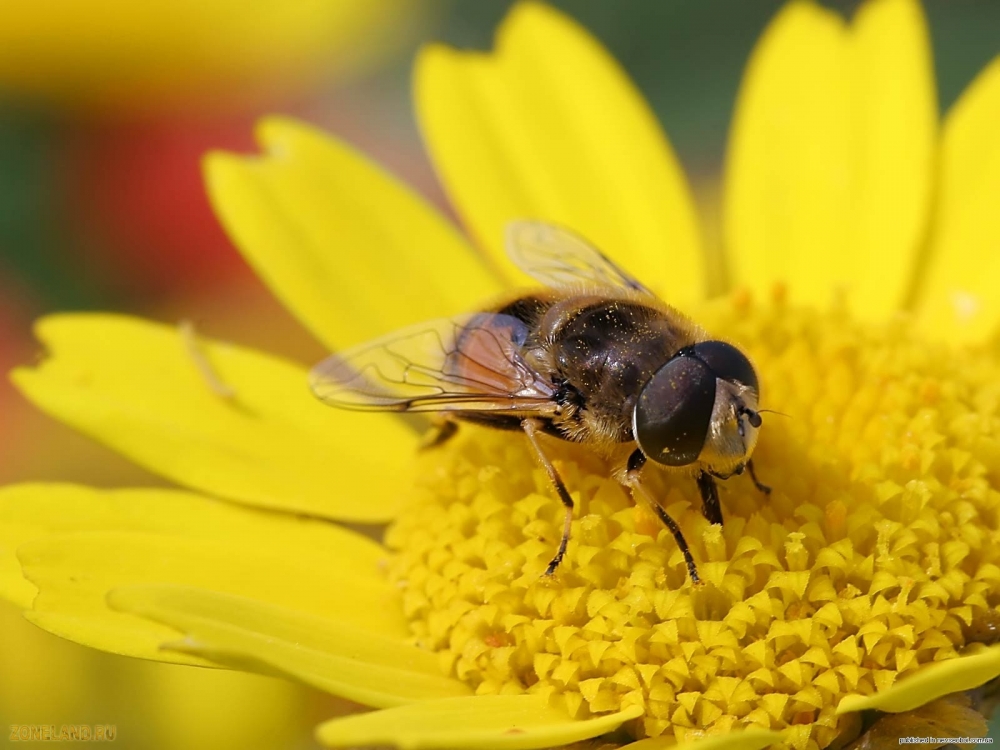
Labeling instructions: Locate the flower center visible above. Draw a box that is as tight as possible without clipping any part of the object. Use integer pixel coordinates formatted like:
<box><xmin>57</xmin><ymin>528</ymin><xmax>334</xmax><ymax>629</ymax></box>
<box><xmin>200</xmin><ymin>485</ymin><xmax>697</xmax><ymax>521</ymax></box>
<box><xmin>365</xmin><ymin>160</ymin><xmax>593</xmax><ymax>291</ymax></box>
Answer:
<box><xmin>385</xmin><ymin>294</ymin><xmax>1000</xmax><ymax>749</ymax></box>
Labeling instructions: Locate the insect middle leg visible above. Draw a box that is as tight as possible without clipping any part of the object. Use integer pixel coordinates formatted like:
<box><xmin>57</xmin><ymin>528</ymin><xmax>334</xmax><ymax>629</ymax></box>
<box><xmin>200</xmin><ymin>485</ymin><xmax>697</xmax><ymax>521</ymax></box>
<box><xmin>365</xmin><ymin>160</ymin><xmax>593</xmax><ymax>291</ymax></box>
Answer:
<box><xmin>624</xmin><ymin>450</ymin><xmax>700</xmax><ymax>584</ymax></box>
<box><xmin>696</xmin><ymin>471</ymin><xmax>723</xmax><ymax>525</ymax></box>
<box><xmin>418</xmin><ymin>419</ymin><xmax>459</xmax><ymax>450</ymax></box>
<box><xmin>522</xmin><ymin>418</ymin><xmax>574</xmax><ymax>576</ymax></box>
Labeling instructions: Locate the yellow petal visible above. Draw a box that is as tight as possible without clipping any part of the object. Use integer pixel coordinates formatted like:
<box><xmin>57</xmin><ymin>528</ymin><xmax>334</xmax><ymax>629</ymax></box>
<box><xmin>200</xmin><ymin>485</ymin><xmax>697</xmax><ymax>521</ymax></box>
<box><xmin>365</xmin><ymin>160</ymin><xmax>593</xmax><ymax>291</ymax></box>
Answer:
<box><xmin>836</xmin><ymin>644</ymin><xmax>1000</xmax><ymax>714</ymax></box>
<box><xmin>12</xmin><ymin>313</ymin><xmax>413</xmax><ymax>521</ymax></box>
<box><xmin>913</xmin><ymin>57</ymin><xmax>1000</xmax><ymax>342</ymax></box>
<box><xmin>622</xmin><ymin>728</ymin><xmax>783</xmax><ymax>750</ymax></box>
<box><xmin>724</xmin><ymin>0</ymin><xmax>936</xmax><ymax>318</ymax></box>
<box><xmin>1</xmin><ymin>483</ymin><xmax>321</xmax><ymax>610</ymax></box>
<box><xmin>21</xmin><ymin>529</ymin><xmax>405</xmax><ymax>661</ymax></box>
<box><xmin>415</xmin><ymin>2</ymin><xmax>703</xmax><ymax>301</ymax></box>
<box><xmin>724</xmin><ymin>3</ymin><xmax>846</xmax><ymax>304</ymax></box>
<box><xmin>205</xmin><ymin>116</ymin><xmax>502</xmax><ymax>350</ymax></box>
<box><xmin>315</xmin><ymin>694</ymin><xmax>643</xmax><ymax>750</ymax></box>
<box><xmin>0</xmin><ymin>483</ymin><xmax>406</xmax><ymax>663</ymax></box>
<box><xmin>109</xmin><ymin>584</ymin><xmax>470</xmax><ymax>707</ymax></box>
<box><xmin>850</xmin><ymin>0</ymin><xmax>937</xmax><ymax>313</ymax></box>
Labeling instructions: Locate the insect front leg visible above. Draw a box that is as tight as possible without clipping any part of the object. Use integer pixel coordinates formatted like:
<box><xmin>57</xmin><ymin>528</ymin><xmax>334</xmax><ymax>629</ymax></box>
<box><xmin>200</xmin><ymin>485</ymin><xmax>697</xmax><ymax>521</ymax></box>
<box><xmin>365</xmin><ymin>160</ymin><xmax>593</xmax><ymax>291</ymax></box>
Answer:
<box><xmin>522</xmin><ymin>418</ymin><xmax>574</xmax><ymax>576</ymax></box>
<box><xmin>624</xmin><ymin>449</ymin><xmax>700</xmax><ymax>584</ymax></box>
<box><xmin>746</xmin><ymin>459</ymin><xmax>771</xmax><ymax>495</ymax></box>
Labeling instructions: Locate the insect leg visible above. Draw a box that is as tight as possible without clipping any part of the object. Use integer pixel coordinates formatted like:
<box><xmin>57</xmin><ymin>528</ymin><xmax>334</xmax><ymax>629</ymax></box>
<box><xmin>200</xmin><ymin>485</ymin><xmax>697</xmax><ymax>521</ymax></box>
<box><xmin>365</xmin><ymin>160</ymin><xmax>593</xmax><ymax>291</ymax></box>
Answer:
<box><xmin>418</xmin><ymin>419</ymin><xmax>459</xmax><ymax>451</ymax></box>
<box><xmin>746</xmin><ymin>459</ymin><xmax>771</xmax><ymax>495</ymax></box>
<box><xmin>179</xmin><ymin>320</ymin><xmax>235</xmax><ymax>400</ymax></box>
<box><xmin>696</xmin><ymin>471</ymin><xmax>723</xmax><ymax>525</ymax></box>
<box><xmin>522</xmin><ymin>418</ymin><xmax>574</xmax><ymax>576</ymax></box>
<box><xmin>624</xmin><ymin>450</ymin><xmax>700</xmax><ymax>584</ymax></box>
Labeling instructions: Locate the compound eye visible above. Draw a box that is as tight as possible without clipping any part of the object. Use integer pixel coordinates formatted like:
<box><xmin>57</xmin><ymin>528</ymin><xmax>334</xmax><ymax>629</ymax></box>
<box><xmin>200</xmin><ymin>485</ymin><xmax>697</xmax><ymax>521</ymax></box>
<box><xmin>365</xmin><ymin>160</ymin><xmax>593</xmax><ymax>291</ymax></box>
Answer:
<box><xmin>634</xmin><ymin>356</ymin><xmax>716</xmax><ymax>466</ymax></box>
<box><xmin>688</xmin><ymin>340</ymin><xmax>758</xmax><ymax>392</ymax></box>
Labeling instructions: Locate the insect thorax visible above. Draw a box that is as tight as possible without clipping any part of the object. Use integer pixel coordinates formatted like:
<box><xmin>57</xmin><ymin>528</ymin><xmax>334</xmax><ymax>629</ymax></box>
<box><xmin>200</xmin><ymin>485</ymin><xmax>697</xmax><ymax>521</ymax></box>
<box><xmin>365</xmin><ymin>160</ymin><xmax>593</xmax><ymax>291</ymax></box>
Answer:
<box><xmin>541</xmin><ymin>296</ymin><xmax>699</xmax><ymax>444</ymax></box>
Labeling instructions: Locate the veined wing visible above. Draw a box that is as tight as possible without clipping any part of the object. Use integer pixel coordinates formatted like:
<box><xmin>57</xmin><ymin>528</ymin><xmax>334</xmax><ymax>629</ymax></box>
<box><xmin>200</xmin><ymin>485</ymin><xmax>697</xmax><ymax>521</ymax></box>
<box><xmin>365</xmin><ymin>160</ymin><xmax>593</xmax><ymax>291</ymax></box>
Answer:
<box><xmin>505</xmin><ymin>220</ymin><xmax>654</xmax><ymax>295</ymax></box>
<box><xmin>310</xmin><ymin>313</ymin><xmax>557</xmax><ymax>413</ymax></box>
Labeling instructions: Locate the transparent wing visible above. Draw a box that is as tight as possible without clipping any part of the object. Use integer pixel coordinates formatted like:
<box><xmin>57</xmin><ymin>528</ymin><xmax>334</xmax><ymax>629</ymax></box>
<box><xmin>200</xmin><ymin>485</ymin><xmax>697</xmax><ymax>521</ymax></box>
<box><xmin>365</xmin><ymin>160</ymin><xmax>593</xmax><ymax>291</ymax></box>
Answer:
<box><xmin>309</xmin><ymin>313</ymin><xmax>557</xmax><ymax>413</ymax></box>
<box><xmin>505</xmin><ymin>220</ymin><xmax>654</xmax><ymax>295</ymax></box>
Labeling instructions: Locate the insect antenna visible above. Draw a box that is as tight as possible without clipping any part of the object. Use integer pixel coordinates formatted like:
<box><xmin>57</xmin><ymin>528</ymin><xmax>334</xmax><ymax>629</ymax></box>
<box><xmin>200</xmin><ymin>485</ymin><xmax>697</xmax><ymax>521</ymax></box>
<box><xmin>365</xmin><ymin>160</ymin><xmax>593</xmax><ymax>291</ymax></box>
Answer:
<box><xmin>756</xmin><ymin>408</ymin><xmax>791</xmax><ymax>419</ymax></box>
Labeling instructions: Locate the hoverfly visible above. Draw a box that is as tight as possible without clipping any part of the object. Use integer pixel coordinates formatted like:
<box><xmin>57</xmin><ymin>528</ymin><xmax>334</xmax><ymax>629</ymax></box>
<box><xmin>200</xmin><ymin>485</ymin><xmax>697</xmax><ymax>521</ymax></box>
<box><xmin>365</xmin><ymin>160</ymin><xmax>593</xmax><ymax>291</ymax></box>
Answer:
<box><xmin>311</xmin><ymin>221</ymin><xmax>769</xmax><ymax>583</ymax></box>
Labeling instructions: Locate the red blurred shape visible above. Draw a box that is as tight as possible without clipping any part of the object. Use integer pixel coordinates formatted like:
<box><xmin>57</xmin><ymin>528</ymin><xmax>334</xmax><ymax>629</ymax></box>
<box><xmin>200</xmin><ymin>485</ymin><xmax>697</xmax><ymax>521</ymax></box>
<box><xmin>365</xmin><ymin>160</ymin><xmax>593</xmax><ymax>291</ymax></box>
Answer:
<box><xmin>67</xmin><ymin>116</ymin><xmax>262</xmax><ymax>297</ymax></box>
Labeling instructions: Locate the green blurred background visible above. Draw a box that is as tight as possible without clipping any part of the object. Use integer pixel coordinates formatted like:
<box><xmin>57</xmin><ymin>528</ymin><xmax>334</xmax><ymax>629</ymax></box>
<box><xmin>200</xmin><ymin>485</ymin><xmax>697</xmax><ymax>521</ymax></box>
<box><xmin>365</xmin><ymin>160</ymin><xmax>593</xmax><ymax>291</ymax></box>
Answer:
<box><xmin>0</xmin><ymin>1</ymin><xmax>997</xmax><ymax>748</ymax></box>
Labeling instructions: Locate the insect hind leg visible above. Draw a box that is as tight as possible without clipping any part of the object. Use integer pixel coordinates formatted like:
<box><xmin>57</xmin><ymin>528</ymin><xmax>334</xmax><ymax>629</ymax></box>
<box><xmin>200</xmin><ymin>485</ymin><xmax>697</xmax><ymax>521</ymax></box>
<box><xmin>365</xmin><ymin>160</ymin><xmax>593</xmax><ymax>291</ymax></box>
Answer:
<box><xmin>522</xmin><ymin>418</ymin><xmax>574</xmax><ymax>576</ymax></box>
<box><xmin>179</xmin><ymin>319</ymin><xmax>235</xmax><ymax>400</ymax></box>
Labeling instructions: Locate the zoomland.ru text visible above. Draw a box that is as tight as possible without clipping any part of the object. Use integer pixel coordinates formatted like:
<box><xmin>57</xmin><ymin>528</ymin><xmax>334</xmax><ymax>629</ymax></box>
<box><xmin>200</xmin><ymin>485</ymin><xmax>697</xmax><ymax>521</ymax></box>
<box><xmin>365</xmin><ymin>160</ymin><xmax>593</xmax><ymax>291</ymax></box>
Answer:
<box><xmin>10</xmin><ymin>725</ymin><xmax>116</xmax><ymax>742</ymax></box>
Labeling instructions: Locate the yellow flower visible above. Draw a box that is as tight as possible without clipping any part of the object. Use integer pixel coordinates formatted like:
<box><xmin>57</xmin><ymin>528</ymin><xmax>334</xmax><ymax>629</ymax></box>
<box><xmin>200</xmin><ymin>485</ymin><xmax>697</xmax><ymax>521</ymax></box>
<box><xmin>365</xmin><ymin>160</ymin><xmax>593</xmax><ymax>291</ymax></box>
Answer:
<box><xmin>4</xmin><ymin>1</ymin><xmax>1000</xmax><ymax>749</ymax></box>
<box><xmin>0</xmin><ymin>0</ymin><xmax>420</xmax><ymax>114</ymax></box>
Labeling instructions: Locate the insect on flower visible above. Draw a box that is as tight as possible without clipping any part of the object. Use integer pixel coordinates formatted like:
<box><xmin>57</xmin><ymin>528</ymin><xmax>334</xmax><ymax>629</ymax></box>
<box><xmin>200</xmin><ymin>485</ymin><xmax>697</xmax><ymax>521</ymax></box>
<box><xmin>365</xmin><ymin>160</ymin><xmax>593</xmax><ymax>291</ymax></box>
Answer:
<box><xmin>310</xmin><ymin>221</ymin><xmax>771</xmax><ymax>583</ymax></box>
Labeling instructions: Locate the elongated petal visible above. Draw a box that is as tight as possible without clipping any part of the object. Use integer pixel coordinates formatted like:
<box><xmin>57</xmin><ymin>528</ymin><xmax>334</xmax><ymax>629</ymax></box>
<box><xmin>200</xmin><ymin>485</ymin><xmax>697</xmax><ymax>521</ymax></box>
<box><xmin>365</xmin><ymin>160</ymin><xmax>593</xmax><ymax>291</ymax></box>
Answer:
<box><xmin>836</xmin><ymin>645</ymin><xmax>1000</xmax><ymax>714</ymax></box>
<box><xmin>850</xmin><ymin>0</ymin><xmax>936</xmax><ymax>313</ymax></box>
<box><xmin>315</xmin><ymin>694</ymin><xmax>643</xmax><ymax>750</ymax></box>
<box><xmin>20</xmin><ymin>529</ymin><xmax>405</xmax><ymax>661</ymax></box>
<box><xmin>0</xmin><ymin>483</ymin><xmax>406</xmax><ymax>663</ymax></box>
<box><xmin>724</xmin><ymin>0</ymin><xmax>936</xmax><ymax>318</ymax></box>
<box><xmin>109</xmin><ymin>584</ymin><xmax>470</xmax><ymax>707</ymax></box>
<box><xmin>727</xmin><ymin>3</ymin><xmax>848</xmax><ymax>304</ymax></box>
<box><xmin>206</xmin><ymin>117</ymin><xmax>502</xmax><ymax>350</ymax></box>
<box><xmin>914</xmin><ymin>58</ymin><xmax>1000</xmax><ymax>342</ymax></box>
<box><xmin>415</xmin><ymin>2</ymin><xmax>703</xmax><ymax>300</ymax></box>
<box><xmin>12</xmin><ymin>313</ymin><xmax>412</xmax><ymax>521</ymax></box>
<box><xmin>622</xmin><ymin>728</ymin><xmax>782</xmax><ymax>750</ymax></box>
<box><xmin>1</xmin><ymin>483</ymin><xmax>383</xmax><ymax>609</ymax></box>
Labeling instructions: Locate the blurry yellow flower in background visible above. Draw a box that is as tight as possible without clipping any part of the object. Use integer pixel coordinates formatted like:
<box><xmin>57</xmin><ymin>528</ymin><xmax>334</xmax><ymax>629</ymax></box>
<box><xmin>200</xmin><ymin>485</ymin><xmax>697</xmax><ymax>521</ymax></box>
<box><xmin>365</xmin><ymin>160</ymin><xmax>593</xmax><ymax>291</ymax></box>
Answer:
<box><xmin>0</xmin><ymin>601</ymin><xmax>311</xmax><ymax>750</ymax></box>
<box><xmin>0</xmin><ymin>0</ymin><xmax>421</xmax><ymax>115</ymax></box>
<box><xmin>4</xmin><ymin>1</ymin><xmax>1000</xmax><ymax>750</ymax></box>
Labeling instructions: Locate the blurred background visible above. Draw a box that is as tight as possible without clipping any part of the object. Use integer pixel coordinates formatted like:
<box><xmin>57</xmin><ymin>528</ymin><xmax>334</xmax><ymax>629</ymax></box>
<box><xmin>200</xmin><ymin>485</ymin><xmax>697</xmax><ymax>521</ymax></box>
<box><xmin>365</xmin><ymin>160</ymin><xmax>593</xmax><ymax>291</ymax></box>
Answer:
<box><xmin>0</xmin><ymin>1</ymin><xmax>997</xmax><ymax>748</ymax></box>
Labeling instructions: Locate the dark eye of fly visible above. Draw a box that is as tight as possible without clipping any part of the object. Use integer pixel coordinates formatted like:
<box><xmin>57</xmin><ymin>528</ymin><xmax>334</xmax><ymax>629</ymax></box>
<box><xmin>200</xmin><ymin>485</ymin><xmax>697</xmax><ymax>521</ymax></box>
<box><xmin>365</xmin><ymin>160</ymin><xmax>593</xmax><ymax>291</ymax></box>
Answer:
<box><xmin>679</xmin><ymin>340</ymin><xmax>758</xmax><ymax>392</ymax></box>
<box><xmin>633</xmin><ymin>356</ymin><xmax>716</xmax><ymax>466</ymax></box>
